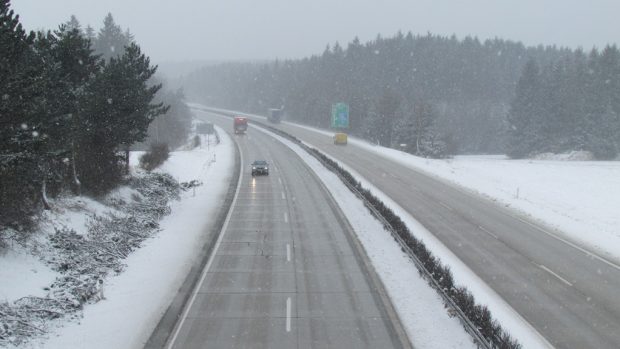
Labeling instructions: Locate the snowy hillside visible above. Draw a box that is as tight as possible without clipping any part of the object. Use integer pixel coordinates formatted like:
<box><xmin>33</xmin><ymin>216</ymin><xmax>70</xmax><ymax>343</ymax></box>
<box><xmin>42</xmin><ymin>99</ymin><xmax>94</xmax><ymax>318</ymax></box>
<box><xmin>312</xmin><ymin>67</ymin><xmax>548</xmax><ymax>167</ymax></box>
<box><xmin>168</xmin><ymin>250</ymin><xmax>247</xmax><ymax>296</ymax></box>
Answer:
<box><xmin>0</xmin><ymin>128</ymin><xmax>233</xmax><ymax>348</ymax></box>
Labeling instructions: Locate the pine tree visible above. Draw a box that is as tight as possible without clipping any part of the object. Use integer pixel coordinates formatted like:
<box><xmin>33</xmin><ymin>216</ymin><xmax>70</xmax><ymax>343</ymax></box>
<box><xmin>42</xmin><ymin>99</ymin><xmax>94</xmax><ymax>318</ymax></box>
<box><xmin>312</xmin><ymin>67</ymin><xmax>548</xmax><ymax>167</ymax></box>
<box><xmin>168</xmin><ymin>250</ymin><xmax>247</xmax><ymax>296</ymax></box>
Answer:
<box><xmin>566</xmin><ymin>49</ymin><xmax>591</xmax><ymax>150</ymax></box>
<box><xmin>411</xmin><ymin>101</ymin><xmax>435</xmax><ymax>154</ymax></box>
<box><xmin>93</xmin><ymin>13</ymin><xmax>133</xmax><ymax>61</ymax></box>
<box><xmin>141</xmin><ymin>88</ymin><xmax>192</xmax><ymax>149</ymax></box>
<box><xmin>507</xmin><ymin>59</ymin><xmax>544</xmax><ymax>158</ymax></box>
<box><xmin>53</xmin><ymin>21</ymin><xmax>101</xmax><ymax>193</ymax></box>
<box><xmin>66</xmin><ymin>15</ymin><xmax>81</xmax><ymax>33</ymax></box>
<box><xmin>393</xmin><ymin>100</ymin><xmax>446</xmax><ymax>157</ymax></box>
<box><xmin>586</xmin><ymin>46</ymin><xmax>620</xmax><ymax>158</ymax></box>
<box><xmin>366</xmin><ymin>89</ymin><xmax>400</xmax><ymax>146</ymax></box>
<box><xmin>84</xmin><ymin>25</ymin><xmax>95</xmax><ymax>42</ymax></box>
<box><xmin>0</xmin><ymin>0</ymin><xmax>44</xmax><ymax>228</ymax></box>
<box><xmin>77</xmin><ymin>43</ymin><xmax>168</xmax><ymax>193</ymax></box>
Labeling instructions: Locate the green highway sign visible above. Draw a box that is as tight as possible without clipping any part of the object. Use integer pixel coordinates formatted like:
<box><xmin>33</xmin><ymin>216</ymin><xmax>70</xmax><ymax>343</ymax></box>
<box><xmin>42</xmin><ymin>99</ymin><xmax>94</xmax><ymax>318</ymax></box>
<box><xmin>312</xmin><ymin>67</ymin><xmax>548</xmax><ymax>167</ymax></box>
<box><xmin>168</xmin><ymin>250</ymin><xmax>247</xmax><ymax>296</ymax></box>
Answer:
<box><xmin>331</xmin><ymin>102</ymin><xmax>349</xmax><ymax>128</ymax></box>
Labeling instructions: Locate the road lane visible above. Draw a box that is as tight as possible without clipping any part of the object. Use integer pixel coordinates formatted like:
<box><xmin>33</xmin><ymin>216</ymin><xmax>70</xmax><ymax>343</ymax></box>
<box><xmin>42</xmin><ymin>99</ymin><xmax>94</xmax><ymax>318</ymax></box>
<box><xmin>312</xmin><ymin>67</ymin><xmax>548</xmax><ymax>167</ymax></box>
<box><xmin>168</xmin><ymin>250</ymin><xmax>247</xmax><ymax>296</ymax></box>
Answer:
<box><xmin>166</xmin><ymin>113</ymin><xmax>410</xmax><ymax>348</ymax></box>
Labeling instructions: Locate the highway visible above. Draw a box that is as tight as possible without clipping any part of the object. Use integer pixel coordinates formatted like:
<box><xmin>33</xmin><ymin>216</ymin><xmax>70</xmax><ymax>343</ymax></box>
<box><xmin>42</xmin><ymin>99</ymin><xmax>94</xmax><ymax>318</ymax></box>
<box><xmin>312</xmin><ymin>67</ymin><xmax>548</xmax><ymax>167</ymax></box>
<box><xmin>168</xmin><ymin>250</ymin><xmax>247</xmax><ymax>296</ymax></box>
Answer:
<box><xmin>164</xmin><ymin>110</ymin><xmax>411</xmax><ymax>349</ymax></box>
<box><xmin>254</xmin><ymin>117</ymin><xmax>620</xmax><ymax>348</ymax></box>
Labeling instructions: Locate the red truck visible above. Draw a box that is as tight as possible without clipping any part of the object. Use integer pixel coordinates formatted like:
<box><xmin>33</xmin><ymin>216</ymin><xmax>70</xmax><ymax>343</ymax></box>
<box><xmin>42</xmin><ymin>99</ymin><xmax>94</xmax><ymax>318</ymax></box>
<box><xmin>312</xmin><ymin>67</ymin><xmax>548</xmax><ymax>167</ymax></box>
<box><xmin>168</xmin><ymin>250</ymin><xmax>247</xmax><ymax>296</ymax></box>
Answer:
<box><xmin>233</xmin><ymin>116</ymin><xmax>248</xmax><ymax>134</ymax></box>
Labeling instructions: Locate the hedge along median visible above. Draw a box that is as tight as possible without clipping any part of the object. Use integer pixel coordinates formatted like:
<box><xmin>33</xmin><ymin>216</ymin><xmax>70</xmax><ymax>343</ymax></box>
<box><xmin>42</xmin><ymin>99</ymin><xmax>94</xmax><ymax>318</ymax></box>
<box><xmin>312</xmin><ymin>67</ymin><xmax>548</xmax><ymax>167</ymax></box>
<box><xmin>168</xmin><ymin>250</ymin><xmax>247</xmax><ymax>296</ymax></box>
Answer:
<box><xmin>251</xmin><ymin>121</ymin><xmax>521</xmax><ymax>349</ymax></box>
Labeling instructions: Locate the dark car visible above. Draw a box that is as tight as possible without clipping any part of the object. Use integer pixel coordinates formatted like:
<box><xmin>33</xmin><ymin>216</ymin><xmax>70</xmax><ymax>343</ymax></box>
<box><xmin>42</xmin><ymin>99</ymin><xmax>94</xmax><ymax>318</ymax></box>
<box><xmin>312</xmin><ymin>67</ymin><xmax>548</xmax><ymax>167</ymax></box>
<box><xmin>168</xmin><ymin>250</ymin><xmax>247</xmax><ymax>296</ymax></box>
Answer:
<box><xmin>251</xmin><ymin>160</ymin><xmax>269</xmax><ymax>176</ymax></box>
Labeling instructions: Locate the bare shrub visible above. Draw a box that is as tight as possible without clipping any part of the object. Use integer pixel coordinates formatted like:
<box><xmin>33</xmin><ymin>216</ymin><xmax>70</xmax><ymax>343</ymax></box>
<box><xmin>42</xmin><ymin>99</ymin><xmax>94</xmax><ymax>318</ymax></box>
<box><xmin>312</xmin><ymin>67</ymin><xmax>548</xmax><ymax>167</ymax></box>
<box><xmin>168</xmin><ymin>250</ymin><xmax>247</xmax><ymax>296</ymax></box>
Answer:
<box><xmin>139</xmin><ymin>143</ymin><xmax>170</xmax><ymax>171</ymax></box>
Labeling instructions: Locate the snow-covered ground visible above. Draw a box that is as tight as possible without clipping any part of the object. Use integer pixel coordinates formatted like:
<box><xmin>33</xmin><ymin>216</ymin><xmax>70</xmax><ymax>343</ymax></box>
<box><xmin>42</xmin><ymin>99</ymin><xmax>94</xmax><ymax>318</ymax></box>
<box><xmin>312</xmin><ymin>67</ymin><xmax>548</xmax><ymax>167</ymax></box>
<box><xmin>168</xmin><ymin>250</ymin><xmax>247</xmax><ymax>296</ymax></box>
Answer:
<box><xmin>0</xmin><ymin>250</ymin><xmax>56</xmax><ymax>304</ymax></box>
<box><xmin>0</xmin><ymin>126</ymin><xmax>234</xmax><ymax>348</ymax></box>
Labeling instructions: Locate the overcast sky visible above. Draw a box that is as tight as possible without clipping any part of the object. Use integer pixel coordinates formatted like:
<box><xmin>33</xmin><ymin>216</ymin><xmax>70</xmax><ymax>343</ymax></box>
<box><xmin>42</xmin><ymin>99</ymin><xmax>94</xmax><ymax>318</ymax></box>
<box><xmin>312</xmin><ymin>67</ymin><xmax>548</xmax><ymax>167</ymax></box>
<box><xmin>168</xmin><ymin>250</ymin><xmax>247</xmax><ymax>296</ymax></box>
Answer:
<box><xmin>11</xmin><ymin>0</ymin><xmax>620</xmax><ymax>64</ymax></box>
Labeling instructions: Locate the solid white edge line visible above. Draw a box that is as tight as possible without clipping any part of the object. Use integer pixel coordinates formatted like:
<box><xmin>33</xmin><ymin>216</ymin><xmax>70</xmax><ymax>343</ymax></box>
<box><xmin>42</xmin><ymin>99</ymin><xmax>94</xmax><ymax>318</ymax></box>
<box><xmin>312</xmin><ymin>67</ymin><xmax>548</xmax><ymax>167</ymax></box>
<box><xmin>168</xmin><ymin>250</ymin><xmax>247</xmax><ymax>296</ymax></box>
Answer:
<box><xmin>515</xmin><ymin>216</ymin><xmax>620</xmax><ymax>272</ymax></box>
<box><xmin>539</xmin><ymin>265</ymin><xmax>573</xmax><ymax>287</ymax></box>
<box><xmin>165</xmin><ymin>142</ymin><xmax>245</xmax><ymax>349</ymax></box>
<box><xmin>286</xmin><ymin>297</ymin><xmax>292</xmax><ymax>332</ymax></box>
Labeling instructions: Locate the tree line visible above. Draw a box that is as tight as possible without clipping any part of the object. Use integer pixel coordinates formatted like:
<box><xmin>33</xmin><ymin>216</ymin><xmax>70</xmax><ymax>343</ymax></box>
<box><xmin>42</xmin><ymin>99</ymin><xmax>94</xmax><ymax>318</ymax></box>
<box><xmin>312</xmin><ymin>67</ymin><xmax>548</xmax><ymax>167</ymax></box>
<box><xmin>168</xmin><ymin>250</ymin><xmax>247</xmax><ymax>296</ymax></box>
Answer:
<box><xmin>182</xmin><ymin>32</ymin><xmax>573</xmax><ymax>156</ymax></box>
<box><xmin>182</xmin><ymin>31</ymin><xmax>618</xmax><ymax>159</ymax></box>
<box><xmin>507</xmin><ymin>47</ymin><xmax>620</xmax><ymax>159</ymax></box>
<box><xmin>0</xmin><ymin>1</ymin><xmax>189</xmax><ymax>231</ymax></box>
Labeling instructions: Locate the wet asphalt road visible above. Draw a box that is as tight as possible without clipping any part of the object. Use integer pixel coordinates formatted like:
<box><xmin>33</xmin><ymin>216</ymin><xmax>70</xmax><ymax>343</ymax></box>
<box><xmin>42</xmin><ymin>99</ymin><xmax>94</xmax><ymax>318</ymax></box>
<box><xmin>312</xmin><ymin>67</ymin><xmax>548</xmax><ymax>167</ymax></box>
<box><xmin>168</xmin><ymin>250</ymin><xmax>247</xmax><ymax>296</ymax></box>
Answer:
<box><xmin>165</xmin><ymin>111</ymin><xmax>411</xmax><ymax>349</ymax></box>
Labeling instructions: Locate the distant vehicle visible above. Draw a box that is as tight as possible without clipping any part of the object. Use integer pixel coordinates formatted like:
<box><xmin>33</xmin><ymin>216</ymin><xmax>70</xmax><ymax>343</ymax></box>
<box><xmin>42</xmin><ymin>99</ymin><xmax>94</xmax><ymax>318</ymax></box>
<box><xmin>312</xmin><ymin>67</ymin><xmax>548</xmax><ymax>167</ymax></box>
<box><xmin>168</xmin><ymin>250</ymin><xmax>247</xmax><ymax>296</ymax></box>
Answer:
<box><xmin>251</xmin><ymin>160</ymin><xmax>269</xmax><ymax>176</ymax></box>
<box><xmin>333</xmin><ymin>132</ymin><xmax>348</xmax><ymax>145</ymax></box>
<box><xmin>268</xmin><ymin>108</ymin><xmax>283</xmax><ymax>123</ymax></box>
<box><xmin>233</xmin><ymin>116</ymin><xmax>248</xmax><ymax>134</ymax></box>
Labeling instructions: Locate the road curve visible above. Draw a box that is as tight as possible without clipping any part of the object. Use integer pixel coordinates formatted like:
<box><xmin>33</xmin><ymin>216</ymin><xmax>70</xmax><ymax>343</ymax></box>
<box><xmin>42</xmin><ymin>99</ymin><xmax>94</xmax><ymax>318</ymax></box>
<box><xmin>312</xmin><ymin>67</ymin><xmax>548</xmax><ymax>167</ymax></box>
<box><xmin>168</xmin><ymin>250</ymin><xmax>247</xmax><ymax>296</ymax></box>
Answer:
<box><xmin>195</xmin><ymin>107</ymin><xmax>620</xmax><ymax>349</ymax></box>
<box><xmin>164</xmin><ymin>111</ymin><xmax>411</xmax><ymax>349</ymax></box>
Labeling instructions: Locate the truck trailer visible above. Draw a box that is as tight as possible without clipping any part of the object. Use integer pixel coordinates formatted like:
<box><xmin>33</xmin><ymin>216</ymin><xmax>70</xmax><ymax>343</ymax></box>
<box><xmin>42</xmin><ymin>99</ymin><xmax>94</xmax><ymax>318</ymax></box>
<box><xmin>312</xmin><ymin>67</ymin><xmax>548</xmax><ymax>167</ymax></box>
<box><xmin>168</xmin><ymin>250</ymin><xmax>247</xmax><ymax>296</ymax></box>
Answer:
<box><xmin>233</xmin><ymin>116</ymin><xmax>248</xmax><ymax>134</ymax></box>
<box><xmin>268</xmin><ymin>108</ymin><xmax>283</xmax><ymax>123</ymax></box>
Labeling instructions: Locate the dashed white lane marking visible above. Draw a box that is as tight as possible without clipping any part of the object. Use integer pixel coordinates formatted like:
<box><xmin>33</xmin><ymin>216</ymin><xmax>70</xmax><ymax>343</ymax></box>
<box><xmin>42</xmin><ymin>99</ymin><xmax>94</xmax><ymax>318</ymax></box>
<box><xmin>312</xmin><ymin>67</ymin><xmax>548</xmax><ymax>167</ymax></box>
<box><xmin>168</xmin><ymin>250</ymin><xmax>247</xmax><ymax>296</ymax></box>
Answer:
<box><xmin>286</xmin><ymin>243</ymin><xmax>291</xmax><ymax>262</ymax></box>
<box><xmin>284</xmin><ymin>212</ymin><xmax>288</xmax><ymax>223</ymax></box>
<box><xmin>286</xmin><ymin>297</ymin><xmax>292</xmax><ymax>332</ymax></box>
<box><xmin>515</xmin><ymin>216</ymin><xmax>620</xmax><ymax>272</ymax></box>
<box><xmin>439</xmin><ymin>201</ymin><xmax>453</xmax><ymax>211</ymax></box>
<box><xmin>539</xmin><ymin>264</ymin><xmax>573</xmax><ymax>287</ymax></box>
<box><xmin>278</xmin><ymin>177</ymin><xmax>282</xmax><ymax>185</ymax></box>
<box><xmin>479</xmin><ymin>225</ymin><xmax>499</xmax><ymax>239</ymax></box>
<box><xmin>281</xmin><ymin>191</ymin><xmax>285</xmax><ymax>200</ymax></box>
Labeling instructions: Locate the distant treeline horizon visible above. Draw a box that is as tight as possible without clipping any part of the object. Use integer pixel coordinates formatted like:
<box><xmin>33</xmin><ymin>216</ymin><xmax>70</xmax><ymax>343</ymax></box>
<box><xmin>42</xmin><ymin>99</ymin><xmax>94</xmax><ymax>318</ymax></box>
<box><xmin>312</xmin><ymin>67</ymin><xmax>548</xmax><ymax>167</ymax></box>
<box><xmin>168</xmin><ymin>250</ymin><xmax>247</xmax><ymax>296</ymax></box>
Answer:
<box><xmin>182</xmin><ymin>31</ymin><xmax>619</xmax><ymax>159</ymax></box>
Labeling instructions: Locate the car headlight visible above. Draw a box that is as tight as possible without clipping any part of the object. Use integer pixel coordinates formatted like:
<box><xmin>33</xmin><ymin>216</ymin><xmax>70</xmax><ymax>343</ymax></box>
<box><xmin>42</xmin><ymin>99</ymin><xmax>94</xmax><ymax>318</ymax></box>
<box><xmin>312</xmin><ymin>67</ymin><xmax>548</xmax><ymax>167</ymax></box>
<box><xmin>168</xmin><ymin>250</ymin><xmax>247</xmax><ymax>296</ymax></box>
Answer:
<box><xmin>252</xmin><ymin>166</ymin><xmax>256</xmax><ymax>169</ymax></box>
